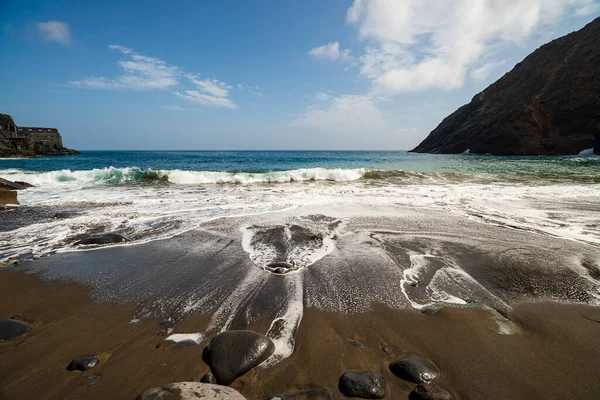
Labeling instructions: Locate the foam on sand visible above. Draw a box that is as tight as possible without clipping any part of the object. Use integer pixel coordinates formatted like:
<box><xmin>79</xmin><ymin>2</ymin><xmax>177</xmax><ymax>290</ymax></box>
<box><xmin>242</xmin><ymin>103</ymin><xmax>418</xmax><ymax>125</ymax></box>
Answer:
<box><xmin>164</xmin><ymin>333</ymin><xmax>204</xmax><ymax>345</ymax></box>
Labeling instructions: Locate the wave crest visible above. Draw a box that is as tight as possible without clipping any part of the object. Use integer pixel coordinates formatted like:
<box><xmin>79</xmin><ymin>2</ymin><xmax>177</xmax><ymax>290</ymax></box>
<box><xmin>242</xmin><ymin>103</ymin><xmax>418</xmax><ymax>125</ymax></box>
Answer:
<box><xmin>1</xmin><ymin>167</ymin><xmax>367</xmax><ymax>186</ymax></box>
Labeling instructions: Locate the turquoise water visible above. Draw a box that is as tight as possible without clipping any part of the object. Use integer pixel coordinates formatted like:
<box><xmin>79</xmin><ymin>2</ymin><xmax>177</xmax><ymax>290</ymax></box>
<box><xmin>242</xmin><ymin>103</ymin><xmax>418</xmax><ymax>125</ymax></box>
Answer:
<box><xmin>1</xmin><ymin>150</ymin><xmax>599</xmax><ymax>183</ymax></box>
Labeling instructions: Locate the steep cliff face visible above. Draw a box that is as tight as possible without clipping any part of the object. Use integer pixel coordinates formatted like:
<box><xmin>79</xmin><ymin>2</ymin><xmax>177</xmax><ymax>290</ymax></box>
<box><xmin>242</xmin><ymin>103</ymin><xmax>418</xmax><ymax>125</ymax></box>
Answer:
<box><xmin>0</xmin><ymin>114</ymin><xmax>20</xmax><ymax>156</ymax></box>
<box><xmin>0</xmin><ymin>114</ymin><xmax>79</xmax><ymax>157</ymax></box>
<box><xmin>411</xmin><ymin>17</ymin><xmax>600</xmax><ymax>156</ymax></box>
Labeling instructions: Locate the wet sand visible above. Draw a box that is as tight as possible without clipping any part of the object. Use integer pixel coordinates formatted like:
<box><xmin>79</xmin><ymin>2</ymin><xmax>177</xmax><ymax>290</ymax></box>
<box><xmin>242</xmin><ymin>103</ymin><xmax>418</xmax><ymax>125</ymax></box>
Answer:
<box><xmin>1</xmin><ymin>269</ymin><xmax>599</xmax><ymax>400</ymax></box>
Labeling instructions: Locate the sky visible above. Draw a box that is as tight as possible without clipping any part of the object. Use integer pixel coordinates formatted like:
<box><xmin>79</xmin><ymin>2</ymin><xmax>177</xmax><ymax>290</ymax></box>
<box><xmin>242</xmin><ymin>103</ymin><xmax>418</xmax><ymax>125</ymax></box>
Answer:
<box><xmin>1</xmin><ymin>0</ymin><xmax>599</xmax><ymax>151</ymax></box>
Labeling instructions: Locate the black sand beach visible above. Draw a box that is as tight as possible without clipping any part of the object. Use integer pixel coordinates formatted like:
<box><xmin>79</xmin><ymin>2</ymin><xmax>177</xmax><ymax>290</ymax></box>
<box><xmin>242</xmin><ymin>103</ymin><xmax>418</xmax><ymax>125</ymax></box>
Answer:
<box><xmin>2</xmin><ymin>206</ymin><xmax>600</xmax><ymax>399</ymax></box>
<box><xmin>1</xmin><ymin>270</ymin><xmax>600</xmax><ymax>399</ymax></box>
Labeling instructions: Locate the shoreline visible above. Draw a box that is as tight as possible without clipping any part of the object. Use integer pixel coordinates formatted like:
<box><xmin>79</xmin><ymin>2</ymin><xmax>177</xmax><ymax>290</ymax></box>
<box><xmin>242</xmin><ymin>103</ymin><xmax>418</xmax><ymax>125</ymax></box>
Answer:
<box><xmin>1</xmin><ymin>268</ymin><xmax>599</xmax><ymax>399</ymax></box>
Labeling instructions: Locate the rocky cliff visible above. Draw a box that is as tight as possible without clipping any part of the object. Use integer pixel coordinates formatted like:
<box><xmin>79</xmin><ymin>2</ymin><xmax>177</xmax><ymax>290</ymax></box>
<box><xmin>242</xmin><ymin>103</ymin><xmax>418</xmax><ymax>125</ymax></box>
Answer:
<box><xmin>411</xmin><ymin>17</ymin><xmax>600</xmax><ymax>155</ymax></box>
<box><xmin>0</xmin><ymin>114</ymin><xmax>79</xmax><ymax>157</ymax></box>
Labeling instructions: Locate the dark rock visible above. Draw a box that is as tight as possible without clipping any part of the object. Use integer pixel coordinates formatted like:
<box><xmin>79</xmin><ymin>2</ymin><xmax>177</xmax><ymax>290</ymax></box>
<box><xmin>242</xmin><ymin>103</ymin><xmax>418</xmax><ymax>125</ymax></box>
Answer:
<box><xmin>338</xmin><ymin>371</ymin><xmax>386</xmax><ymax>399</ymax></box>
<box><xmin>76</xmin><ymin>232</ymin><xmax>132</xmax><ymax>245</ymax></box>
<box><xmin>10</xmin><ymin>314</ymin><xmax>21</xmax><ymax>320</ymax></box>
<box><xmin>13</xmin><ymin>181</ymin><xmax>34</xmax><ymax>188</ymax></box>
<box><xmin>0</xmin><ymin>178</ymin><xmax>28</xmax><ymax>191</ymax></box>
<box><xmin>67</xmin><ymin>356</ymin><xmax>100</xmax><ymax>371</ymax></box>
<box><xmin>389</xmin><ymin>356</ymin><xmax>439</xmax><ymax>384</ymax></box>
<box><xmin>203</xmin><ymin>330</ymin><xmax>275</xmax><ymax>385</ymax></box>
<box><xmin>200</xmin><ymin>372</ymin><xmax>217</xmax><ymax>384</ymax></box>
<box><xmin>137</xmin><ymin>382</ymin><xmax>246</xmax><ymax>399</ymax></box>
<box><xmin>269</xmin><ymin>389</ymin><xmax>333</xmax><ymax>400</ymax></box>
<box><xmin>266</xmin><ymin>261</ymin><xmax>295</xmax><ymax>274</ymax></box>
<box><xmin>411</xmin><ymin>17</ymin><xmax>600</xmax><ymax>156</ymax></box>
<box><xmin>0</xmin><ymin>190</ymin><xmax>18</xmax><ymax>205</ymax></box>
<box><xmin>409</xmin><ymin>384</ymin><xmax>453</xmax><ymax>400</ymax></box>
<box><xmin>0</xmin><ymin>319</ymin><xmax>33</xmax><ymax>340</ymax></box>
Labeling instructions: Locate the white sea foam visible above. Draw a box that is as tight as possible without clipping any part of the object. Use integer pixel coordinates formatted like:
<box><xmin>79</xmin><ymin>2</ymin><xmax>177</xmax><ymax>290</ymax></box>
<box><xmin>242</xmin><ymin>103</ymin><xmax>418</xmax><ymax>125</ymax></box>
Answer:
<box><xmin>264</xmin><ymin>272</ymin><xmax>304</xmax><ymax>367</ymax></box>
<box><xmin>164</xmin><ymin>333</ymin><xmax>204</xmax><ymax>345</ymax></box>
<box><xmin>166</xmin><ymin>168</ymin><xmax>365</xmax><ymax>184</ymax></box>
<box><xmin>0</xmin><ymin>166</ymin><xmax>366</xmax><ymax>186</ymax></box>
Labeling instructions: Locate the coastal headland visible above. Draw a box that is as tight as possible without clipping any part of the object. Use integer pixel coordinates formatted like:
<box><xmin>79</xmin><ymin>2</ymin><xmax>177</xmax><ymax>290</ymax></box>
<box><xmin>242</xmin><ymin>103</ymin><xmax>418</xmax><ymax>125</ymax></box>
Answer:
<box><xmin>0</xmin><ymin>114</ymin><xmax>79</xmax><ymax>158</ymax></box>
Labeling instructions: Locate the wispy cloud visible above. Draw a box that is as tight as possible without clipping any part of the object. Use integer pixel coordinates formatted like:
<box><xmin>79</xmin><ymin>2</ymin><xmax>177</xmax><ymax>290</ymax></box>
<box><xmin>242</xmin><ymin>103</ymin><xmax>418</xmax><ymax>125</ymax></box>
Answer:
<box><xmin>174</xmin><ymin>74</ymin><xmax>236</xmax><ymax>109</ymax></box>
<box><xmin>343</xmin><ymin>0</ymin><xmax>597</xmax><ymax>93</ymax></box>
<box><xmin>71</xmin><ymin>45</ymin><xmax>180</xmax><ymax>90</ymax></box>
<box><xmin>308</xmin><ymin>42</ymin><xmax>352</xmax><ymax>61</ymax></box>
<box><xmin>162</xmin><ymin>105</ymin><xmax>190</xmax><ymax>111</ymax></box>
<box><xmin>470</xmin><ymin>60</ymin><xmax>506</xmax><ymax>81</ymax></box>
<box><xmin>37</xmin><ymin>20</ymin><xmax>71</xmax><ymax>46</ymax></box>
<box><xmin>71</xmin><ymin>45</ymin><xmax>236</xmax><ymax>109</ymax></box>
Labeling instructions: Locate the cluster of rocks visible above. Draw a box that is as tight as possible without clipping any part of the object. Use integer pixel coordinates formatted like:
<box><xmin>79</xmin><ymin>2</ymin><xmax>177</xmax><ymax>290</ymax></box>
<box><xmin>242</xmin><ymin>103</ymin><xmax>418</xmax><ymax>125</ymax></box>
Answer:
<box><xmin>1</xmin><ymin>313</ymin><xmax>453</xmax><ymax>399</ymax></box>
<box><xmin>0</xmin><ymin>177</ymin><xmax>34</xmax><ymax>206</ymax></box>
<box><xmin>0</xmin><ymin>315</ymin><xmax>103</xmax><ymax>374</ymax></box>
<box><xmin>142</xmin><ymin>329</ymin><xmax>453</xmax><ymax>399</ymax></box>
<box><xmin>333</xmin><ymin>356</ymin><xmax>451</xmax><ymax>400</ymax></box>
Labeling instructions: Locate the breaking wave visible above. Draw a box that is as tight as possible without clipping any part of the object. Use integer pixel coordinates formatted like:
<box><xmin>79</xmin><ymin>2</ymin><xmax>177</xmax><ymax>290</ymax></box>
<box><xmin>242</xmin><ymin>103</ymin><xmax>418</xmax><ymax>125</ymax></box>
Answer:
<box><xmin>3</xmin><ymin>165</ymin><xmax>597</xmax><ymax>187</ymax></box>
<box><xmin>1</xmin><ymin>167</ymin><xmax>367</xmax><ymax>186</ymax></box>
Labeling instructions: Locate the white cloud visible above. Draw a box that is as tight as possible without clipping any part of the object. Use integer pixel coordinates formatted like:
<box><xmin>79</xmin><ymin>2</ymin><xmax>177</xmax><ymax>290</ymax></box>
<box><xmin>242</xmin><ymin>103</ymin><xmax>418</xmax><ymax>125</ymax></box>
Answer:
<box><xmin>162</xmin><ymin>105</ymin><xmax>190</xmax><ymax>111</ymax></box>
<box><xmin>71</xmin><ymin>45</ymin><xmax>236</xmax><ymax>109</ymax></box>
<box><xmin>315</xmin><ymin>91</ymin><xmax>333</xmax><ymax>102</ymax></box>
<box><xmin>71</xmin><ymin>45</ymin><xmax>180</xmax><ymax>90</ymax></box>
<box><xmin>309</xmin><ymin>42</ymin><xmax>352</xmax><ymax>61</ymax></box>
<box><xmin>470</xmin><ymin>60</ymin><xmax>506</xmax><ymax>81</ymax></box>
<box><xmin>292</xmin><ymin>94</ymin><xmax>390</xmax><ymax>135</ymax></box>
<box><xmin>346</xmin><ymin>0</ymin><xmax>597</xmax><ymax>93</ymax></box>
<box><xmin>175</xmin><ymin>74</ymin><xmax>236</xmax><ymax>108</ymax></box>
<box><xmin>186</xmin><ymin>75</ymin><xmax>230</xmax><ymax>97</ymax></box>
<box><xmin>37</xmin><ymin>20</ymin><xmax>71</xmax><ymax>46</ymax></box>
<box><xmin>175</xmin><ymin>90</ymin><xmax>236</xmax><ymax>109</ymax></box>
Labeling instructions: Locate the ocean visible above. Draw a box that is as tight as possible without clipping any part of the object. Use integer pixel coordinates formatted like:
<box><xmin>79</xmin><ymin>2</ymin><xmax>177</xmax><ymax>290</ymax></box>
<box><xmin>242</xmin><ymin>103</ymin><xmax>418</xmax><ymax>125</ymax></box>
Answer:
<box><xmin>2</xmin><ymin>150</ymin><xmax>600</xmax><ymax>261</ymax></box>
<box><xmin>1</xmin><ymin>150</ymin><xmax>600</xmax><ymax>365</ymax></box>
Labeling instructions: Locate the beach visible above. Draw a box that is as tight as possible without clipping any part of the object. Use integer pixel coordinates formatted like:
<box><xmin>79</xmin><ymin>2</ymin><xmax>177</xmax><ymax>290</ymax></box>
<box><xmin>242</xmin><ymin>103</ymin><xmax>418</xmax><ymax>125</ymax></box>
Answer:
<box><xmin>1</xmin><ymin>151</ymin><xmax>600</xmax><ymax>399</ymax></box>
<box><xmin>1</xmin><ymin>269</ymin><xmax>600</xmax><ymax>399</ymax></box>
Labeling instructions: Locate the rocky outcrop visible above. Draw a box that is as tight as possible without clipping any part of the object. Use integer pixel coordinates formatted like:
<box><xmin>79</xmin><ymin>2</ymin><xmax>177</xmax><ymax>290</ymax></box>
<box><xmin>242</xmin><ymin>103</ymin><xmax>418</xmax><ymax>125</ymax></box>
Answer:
<box><xmin>411</xmin><ymin>17</ymin><xmax>600</xmax><ymax>155</ymax></box>
<box><xmin>0</xmin><ymin>113</ymin><xmax>79</xmax><ymax>157</ymax></box>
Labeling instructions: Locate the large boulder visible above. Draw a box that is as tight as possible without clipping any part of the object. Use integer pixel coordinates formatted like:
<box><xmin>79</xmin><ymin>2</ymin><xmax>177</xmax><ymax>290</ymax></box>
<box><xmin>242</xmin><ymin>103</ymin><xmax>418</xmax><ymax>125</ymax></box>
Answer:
<box><xmin>137</xmin><ymin>382</ymin><xmax>246</xmax><ymax>400</ymax></box>
<box><xmin>338</xmin><ymin>371</ymin><xmax>386</xmax><ymax>399</ymax></box>
<box><xmin>203</xmin><ymin>330</ymin><xmax>275</xmax><ymax>385</ymax></box>
<box><xmin>0</xmin><ymin>319</ymin><xmax>33</xmax><ymax>340</ymax></box>
<box><xmin>389</xmin><ymin>356</ymin><xmax>440</xmax><ymax>384</ymax></box>
<box><xmin>0</xmin><ymin>190</ymin><xmax>18</xmax><ymax>205</ymax></box>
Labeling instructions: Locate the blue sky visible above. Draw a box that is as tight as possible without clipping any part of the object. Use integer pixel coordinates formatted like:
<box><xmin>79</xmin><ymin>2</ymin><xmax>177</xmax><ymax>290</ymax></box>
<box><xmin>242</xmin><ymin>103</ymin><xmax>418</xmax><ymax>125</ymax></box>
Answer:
<box><xmin>1</xmin><ymin>0</ymin><xmax>598</xmax><ymax>150</ymax></box>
